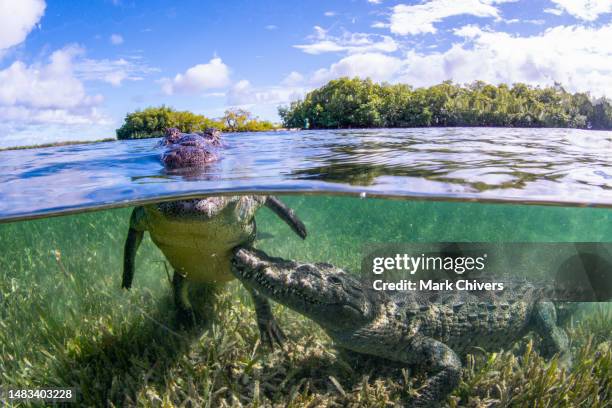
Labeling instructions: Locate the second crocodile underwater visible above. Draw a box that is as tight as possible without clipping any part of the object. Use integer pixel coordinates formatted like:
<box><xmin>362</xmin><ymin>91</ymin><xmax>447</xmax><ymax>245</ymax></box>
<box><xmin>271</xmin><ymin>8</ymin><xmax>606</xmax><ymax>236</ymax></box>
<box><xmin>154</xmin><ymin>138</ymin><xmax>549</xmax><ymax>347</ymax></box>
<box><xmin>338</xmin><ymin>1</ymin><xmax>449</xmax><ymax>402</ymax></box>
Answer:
<box><xmin>231</xmin><ymin>247</ymin><xmax>571</xmax><ymax>406</ymax></box>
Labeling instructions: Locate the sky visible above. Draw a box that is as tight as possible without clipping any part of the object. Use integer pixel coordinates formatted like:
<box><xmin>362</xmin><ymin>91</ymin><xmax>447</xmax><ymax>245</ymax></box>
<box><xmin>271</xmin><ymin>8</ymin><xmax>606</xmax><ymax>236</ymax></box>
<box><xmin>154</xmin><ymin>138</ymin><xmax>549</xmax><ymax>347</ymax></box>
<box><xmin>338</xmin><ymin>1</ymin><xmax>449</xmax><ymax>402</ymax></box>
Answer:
<box><xmin>0</xmin><ymin>0</ymin><xmax>611</xmax><ymax>147</ymax></box>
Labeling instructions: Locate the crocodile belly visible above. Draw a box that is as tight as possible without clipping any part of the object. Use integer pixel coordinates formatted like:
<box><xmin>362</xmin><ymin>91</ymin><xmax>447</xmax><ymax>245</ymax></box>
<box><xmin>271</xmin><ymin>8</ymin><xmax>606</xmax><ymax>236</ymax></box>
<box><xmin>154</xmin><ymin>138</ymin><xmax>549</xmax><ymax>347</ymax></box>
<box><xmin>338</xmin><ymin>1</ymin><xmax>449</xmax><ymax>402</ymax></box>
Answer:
<box><xmin>157</xmin><ymin>245</ymin><xmax>236</xmax><ymax>283</ymax></box>
<box><xmin>147</xmin><ymin>216</ymin><xmax>255</xmax><ymax>284</ymax></box>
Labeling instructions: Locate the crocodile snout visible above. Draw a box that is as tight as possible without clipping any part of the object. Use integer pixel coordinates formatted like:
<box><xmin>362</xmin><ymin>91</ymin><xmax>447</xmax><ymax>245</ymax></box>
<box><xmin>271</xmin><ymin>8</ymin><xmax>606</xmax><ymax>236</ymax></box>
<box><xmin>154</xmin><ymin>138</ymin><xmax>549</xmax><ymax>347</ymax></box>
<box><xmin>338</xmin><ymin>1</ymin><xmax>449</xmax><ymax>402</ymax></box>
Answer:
<box><xmin>160</xmin><ymin>129</ymin><xmax>222</xmax><ymax>169</ymax></box>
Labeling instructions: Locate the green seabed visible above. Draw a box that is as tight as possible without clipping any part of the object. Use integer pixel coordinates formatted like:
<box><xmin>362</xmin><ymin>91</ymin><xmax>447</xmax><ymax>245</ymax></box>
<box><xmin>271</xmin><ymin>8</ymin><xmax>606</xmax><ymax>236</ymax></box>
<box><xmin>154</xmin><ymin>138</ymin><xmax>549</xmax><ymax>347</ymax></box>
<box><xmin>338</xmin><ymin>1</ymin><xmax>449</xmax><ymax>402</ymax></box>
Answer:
<box><xmin>1</xmin><ymin>196</ymin><xmax>610</xmax><ymax>406</ymax></box>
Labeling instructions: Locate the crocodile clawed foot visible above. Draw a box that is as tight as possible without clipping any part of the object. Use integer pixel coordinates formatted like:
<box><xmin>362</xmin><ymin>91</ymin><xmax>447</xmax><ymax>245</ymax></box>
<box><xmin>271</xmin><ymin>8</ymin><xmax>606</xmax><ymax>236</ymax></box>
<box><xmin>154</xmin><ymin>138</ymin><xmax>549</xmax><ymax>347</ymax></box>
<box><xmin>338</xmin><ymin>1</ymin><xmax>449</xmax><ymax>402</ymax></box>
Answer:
<box><xmin>258</xmin><ymin>318</ymin><xmax>286</xmax><ymax>349</ymax></box>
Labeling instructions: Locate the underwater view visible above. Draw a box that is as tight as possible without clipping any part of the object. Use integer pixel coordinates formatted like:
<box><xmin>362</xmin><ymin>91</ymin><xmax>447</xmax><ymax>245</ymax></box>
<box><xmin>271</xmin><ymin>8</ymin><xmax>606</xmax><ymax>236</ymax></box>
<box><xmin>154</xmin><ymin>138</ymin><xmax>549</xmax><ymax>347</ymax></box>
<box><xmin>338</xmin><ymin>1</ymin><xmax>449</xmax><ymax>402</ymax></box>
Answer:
<box><xmin>1</xmin><ymin>166</ymin><xmax>611</xmax><ymax>406</ymax></box>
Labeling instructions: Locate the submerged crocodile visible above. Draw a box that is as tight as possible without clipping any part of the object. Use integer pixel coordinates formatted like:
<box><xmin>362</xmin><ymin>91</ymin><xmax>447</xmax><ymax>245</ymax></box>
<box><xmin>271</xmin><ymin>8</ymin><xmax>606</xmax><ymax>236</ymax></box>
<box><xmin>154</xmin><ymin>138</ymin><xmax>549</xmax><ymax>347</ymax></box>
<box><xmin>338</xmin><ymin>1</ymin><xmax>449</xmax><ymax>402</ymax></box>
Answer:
<box><xmin>123</xmin><ymin>128</ymin><xmax>307</xmax><ymax>346</ymax></box>
<box><xmin>231</xmin><ymin>248</ymin><xmax>571</xmax><ymax>406</ymax></box>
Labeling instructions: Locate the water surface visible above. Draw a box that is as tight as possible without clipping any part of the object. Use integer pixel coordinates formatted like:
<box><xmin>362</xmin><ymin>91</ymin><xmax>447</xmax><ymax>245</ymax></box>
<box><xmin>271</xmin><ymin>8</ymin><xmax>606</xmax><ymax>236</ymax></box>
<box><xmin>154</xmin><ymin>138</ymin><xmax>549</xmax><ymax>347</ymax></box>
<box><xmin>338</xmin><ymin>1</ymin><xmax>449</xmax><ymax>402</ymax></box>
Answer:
<box><xmin>1</xmin><ymin>132</ymin><xmax>611</xmax><ymax>405</ymax></box>
<box><xmin>1</xmin><ymin>128</ymin><xmax>611</xmax><ymax>221</ymax></box>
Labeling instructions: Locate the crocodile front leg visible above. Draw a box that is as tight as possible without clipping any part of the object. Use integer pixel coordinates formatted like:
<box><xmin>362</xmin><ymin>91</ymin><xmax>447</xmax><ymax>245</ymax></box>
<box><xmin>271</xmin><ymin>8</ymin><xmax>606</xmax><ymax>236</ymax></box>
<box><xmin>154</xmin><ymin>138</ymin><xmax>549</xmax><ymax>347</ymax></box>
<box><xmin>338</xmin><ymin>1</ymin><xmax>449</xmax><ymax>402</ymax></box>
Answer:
<box><xmin>247</xmin><ymin>286</ymin><xmax>286</xmax><ymax>348</ymax></box>
<box><xmin>264</xmin><ymin>196</ymin><xmax>307</xmax><ymax>239</ymax></box>
<box><xmin>531</xmin><ymin>301</ymin><xmax>571</xmax><ymax>367</ymax></box>
<box><xmin>399</xmin><ymin>335</ymin><xmax>462</xmax><ymax>407</ymax></box>
<box><xmin>122</xmin><ymin>206</ymin><xmax>147</xmax><ymax>289</ymax></box>
<box><xmin>173</xmin><ymin>272</ymin><xmax>196</xmax><ymax>328</ymax></box>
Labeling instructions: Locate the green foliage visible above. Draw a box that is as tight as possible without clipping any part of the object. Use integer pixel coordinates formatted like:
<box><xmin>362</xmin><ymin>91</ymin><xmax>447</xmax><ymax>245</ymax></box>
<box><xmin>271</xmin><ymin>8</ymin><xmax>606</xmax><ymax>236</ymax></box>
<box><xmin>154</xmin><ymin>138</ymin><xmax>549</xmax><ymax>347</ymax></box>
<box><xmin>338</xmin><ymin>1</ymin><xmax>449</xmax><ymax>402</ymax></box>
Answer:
<box><xmin>116</xmin><ymin>106</ymin><xmax>218</xmax><ymax>140</ymax></box>
<box><xmin>116</xmin><ymin>106</ymin><xmax>275</xmax><ymax>140</ymax></box>
<box><xmin>454</xmin><ymin>337</ymin><xmax>611</xmax><ymax>407</ymax></box>
<box><xmin>279</xmin><ymin>78</ymin><xmax>612</xmax><ymax>130</ymax></box>
<box><xmin>221</xmin><ymin>108</ymin><xmax>275</xmax><ymax>132</ymax></box>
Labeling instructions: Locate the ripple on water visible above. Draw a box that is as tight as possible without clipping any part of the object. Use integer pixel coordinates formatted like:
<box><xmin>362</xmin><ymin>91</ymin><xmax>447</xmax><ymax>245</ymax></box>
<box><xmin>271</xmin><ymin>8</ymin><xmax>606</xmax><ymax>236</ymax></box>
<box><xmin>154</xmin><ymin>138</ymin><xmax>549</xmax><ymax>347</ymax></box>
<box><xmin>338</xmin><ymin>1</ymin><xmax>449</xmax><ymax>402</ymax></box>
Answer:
<box><xmin>0</xmin><ymin>127</ymin><xmax>611</xmax><ymax>221</ymax></box>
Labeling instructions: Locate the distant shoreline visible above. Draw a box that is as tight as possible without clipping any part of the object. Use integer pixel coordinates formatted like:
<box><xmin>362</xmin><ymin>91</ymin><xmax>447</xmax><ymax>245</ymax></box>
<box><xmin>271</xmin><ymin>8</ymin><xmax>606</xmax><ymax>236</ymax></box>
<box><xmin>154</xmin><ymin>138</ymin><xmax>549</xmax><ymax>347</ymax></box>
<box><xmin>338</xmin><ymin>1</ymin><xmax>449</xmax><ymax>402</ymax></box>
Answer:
<box><xmin>279</xmin><ymin>78</ymin><xmax>612</xmax><ymax>131</ymax></box>
<box><xmin>0</xmin><ymin>138</ymin><xmax>116</xmax><ymax>152</ymax></box>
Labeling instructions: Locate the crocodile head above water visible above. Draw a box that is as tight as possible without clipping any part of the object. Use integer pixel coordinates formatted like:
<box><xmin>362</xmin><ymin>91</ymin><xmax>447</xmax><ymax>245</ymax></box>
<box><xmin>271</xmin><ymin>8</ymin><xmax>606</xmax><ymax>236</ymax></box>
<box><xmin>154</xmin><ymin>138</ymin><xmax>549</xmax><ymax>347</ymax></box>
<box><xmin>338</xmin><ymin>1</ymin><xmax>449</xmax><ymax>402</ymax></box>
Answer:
<box><xmin>232</xmin><ymin>248</ymin><xmax>379</xmax><ymax>330</ymax></box>
<box><xmin>160</xmin><ymin>127</ymin><xmax>222</xmax><ymax>169</ymax></box>
<box><xmin>132</xmin><ymin>127</ymin><xmax>306</xmax><ymax>284</ymax></box>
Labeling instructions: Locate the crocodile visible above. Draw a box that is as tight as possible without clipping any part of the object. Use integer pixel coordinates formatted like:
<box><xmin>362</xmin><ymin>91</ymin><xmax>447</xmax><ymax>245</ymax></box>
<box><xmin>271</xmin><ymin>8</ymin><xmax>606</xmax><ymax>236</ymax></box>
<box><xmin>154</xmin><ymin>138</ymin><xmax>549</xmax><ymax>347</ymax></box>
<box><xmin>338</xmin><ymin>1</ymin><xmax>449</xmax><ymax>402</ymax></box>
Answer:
<box><xmin>122</xmin><ymin>128</ymin><xmax>307</xmax><ymax>347</ymax></box>
<box><xmin>160</xmin><ymin>127</ymin><xmax>222</xmax><ymax>169</ymax></box>
<box><xmin>231</xmin><ymin>247</ymin><xmax>571</xmax><ymax>406</ymax></box>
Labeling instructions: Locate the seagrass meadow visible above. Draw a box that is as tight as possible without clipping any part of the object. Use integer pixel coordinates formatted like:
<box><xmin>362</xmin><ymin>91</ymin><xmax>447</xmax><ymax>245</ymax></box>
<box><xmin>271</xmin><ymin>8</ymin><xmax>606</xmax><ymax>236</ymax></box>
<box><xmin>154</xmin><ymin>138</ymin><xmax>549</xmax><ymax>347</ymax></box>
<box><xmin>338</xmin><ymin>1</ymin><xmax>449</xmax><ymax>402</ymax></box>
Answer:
<box><xmin>1</xmin><ymin>195</ymin><xmax>611</xmax><ymax>407</ymax></box>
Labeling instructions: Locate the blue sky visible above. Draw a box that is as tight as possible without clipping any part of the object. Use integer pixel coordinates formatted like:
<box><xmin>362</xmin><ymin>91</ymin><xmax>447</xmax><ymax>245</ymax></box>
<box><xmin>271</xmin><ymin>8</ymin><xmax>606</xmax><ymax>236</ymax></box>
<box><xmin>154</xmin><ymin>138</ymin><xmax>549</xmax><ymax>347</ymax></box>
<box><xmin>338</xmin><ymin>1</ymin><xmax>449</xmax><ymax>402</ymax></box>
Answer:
<box><xmin>0</xmin><ymin>0</ymin><xmax>610</xmax><ymax>146</ymax></box>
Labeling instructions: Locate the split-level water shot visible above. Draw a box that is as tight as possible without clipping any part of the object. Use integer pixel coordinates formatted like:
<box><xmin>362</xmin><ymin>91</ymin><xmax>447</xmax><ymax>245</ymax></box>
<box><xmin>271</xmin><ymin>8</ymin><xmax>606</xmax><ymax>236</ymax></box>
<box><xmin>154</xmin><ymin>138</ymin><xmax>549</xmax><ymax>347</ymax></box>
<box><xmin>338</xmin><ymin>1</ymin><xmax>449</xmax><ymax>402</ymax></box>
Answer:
<box><xmin>1</xmin><ymin>1</ymin><xmax>611</xmax><ymax>407</ymax></box>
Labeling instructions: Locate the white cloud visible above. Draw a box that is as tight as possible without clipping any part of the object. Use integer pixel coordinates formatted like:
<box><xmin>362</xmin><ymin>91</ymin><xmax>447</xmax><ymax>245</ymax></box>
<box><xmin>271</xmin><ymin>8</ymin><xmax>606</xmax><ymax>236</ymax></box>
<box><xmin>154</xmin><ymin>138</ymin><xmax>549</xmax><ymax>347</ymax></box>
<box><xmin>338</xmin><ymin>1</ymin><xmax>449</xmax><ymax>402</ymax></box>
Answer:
<box><xmin>312</xmin><ymin>52</ymin><xmax>402</xmax><ymax>84</ymax></box>
<box><xmin>549</xmin><ymin>0</ymin><xmax>612</xmax><ymax>21</ymax></box>
<box><xmin>264</xmin><ymin>24</ymin><xmax>278</xmax><ymax>30</ymax></box>
<box><xmin>299</xmin><ymin>22</ymin><xmax>612</xmax><ymax>100</ymax></box>
<box><xmin>0</xmin><ymin>105</ymin><xmax>107</xmax><ymax>125</ymax></box>
<box><xmin>399</xmin><ymin>23</ymin><xmax>612</xmax><ymax>97</ymax></box>
<box><xmin>389</xmin><ymin>0</ymin><xmax>515</xmax><ymax>36</ymax></box>
<box><xmin>544</xmin><ymin>7</ymin><xmax>564</xmax><ymax>16</ymax></box>
<box><xmin>0</xmin><ymin>46</ymin><xmax>102</xmax><ymax>109</ymax></box>
<box><xmin>281</xmin><ymin>71</ymin><xmax>305</xmax><ymax>86</ymax></box>
<box><xmin>0</xmin><ymin>46</ymin><xmax>109</xmax><ymax>138</ymax></box>
<box><xmin>161</xmin><ymin>57</ymin><xmax>231</xmax><ymax>95</ymax></box>
<box><xmin>296</xmin><ymin>29</ymin><xmax>402</xmax><ymax>84</ymax></box>
<box><xmin>109</xmin><ymin>33</ymin><xmax>123</xmax><ymax>45</ymax></box>
<box><xmin>453</xmin><ymin>24</ymin><xmax>484</xmax><ymax>38</ymax></box>
<box><xmin>74</xmin><ymin>57</ymin><xmax>159</xmax><ymax>86</ymax></box>
<box><xmin>295</xmin><ymin>27</ymin><xmax>398</xmax><ymax>54</ymax></box>
<box><xmin>226</xmin><ymin>79</ymin><xmax>304</xmax><ymax>107</ymax></box>
<box><xmin>371</xmin><ymin>21</ymin><xmax>389</xmax><ymax>28</ymax></box>
<box><xmin>368</xmin><ymin>0</ymin><xmax>382</xmax><ymax>3</ymax></box>
<box><xmin>324</xmin><ymin>11</ymin><xmax>336</xmax><ymax>17</ymax></box>
<box><xmin>313</xmin><ymin>25</ymin><xmax>327</xmax><ymax>39</ymax></box>
<box><xmin>0</xmin><ymin>0</ymin><xmax>45</xmax><ymax>52</ymax></box>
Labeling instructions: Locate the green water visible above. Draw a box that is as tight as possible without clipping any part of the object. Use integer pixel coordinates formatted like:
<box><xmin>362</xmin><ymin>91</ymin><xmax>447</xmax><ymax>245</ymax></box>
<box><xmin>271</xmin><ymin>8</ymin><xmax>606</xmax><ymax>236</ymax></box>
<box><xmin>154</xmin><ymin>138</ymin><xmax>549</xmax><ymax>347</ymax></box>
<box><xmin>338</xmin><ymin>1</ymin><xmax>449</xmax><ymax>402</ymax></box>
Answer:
<box><xmin>1</xmin><ymin>196</ymin><xmax>611</xmax><ymax>406</ymax></box>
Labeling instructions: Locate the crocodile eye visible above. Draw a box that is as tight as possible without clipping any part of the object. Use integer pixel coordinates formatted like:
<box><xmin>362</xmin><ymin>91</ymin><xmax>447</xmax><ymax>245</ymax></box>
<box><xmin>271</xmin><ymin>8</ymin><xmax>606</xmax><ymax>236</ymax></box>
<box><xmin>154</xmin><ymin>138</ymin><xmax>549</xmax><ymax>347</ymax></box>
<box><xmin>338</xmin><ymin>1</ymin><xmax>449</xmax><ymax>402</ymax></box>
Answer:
<box><xmin>327</xmin><ymin>276</ymin><xmax>342</xmax><ymax>285</ymax></box>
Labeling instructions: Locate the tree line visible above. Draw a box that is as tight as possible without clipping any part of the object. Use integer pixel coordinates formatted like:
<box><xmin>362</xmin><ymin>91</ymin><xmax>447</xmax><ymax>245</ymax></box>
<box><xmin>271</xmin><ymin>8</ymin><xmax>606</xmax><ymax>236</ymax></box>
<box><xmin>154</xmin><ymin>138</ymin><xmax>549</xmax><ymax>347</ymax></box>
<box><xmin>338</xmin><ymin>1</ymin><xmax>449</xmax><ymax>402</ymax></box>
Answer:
<box><xmin>116</xmin><ymin>106</ymin><xmax>275</xmax><ymax>139</ymax></box>
<box><xmin>278</xmin><ymin>78</ymin><xmax>612</xmax><ymax>130</ymax></box>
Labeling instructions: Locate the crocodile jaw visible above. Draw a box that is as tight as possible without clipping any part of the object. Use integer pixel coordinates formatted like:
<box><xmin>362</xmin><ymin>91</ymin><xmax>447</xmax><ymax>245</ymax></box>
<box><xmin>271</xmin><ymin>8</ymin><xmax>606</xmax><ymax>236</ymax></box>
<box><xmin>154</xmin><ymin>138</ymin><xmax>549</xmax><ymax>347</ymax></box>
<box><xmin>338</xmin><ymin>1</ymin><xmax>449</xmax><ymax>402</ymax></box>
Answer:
<box><xmin>231</xmin><ymin>247</ymin><xmax>374</xmax><ymax>330</ymax></box>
